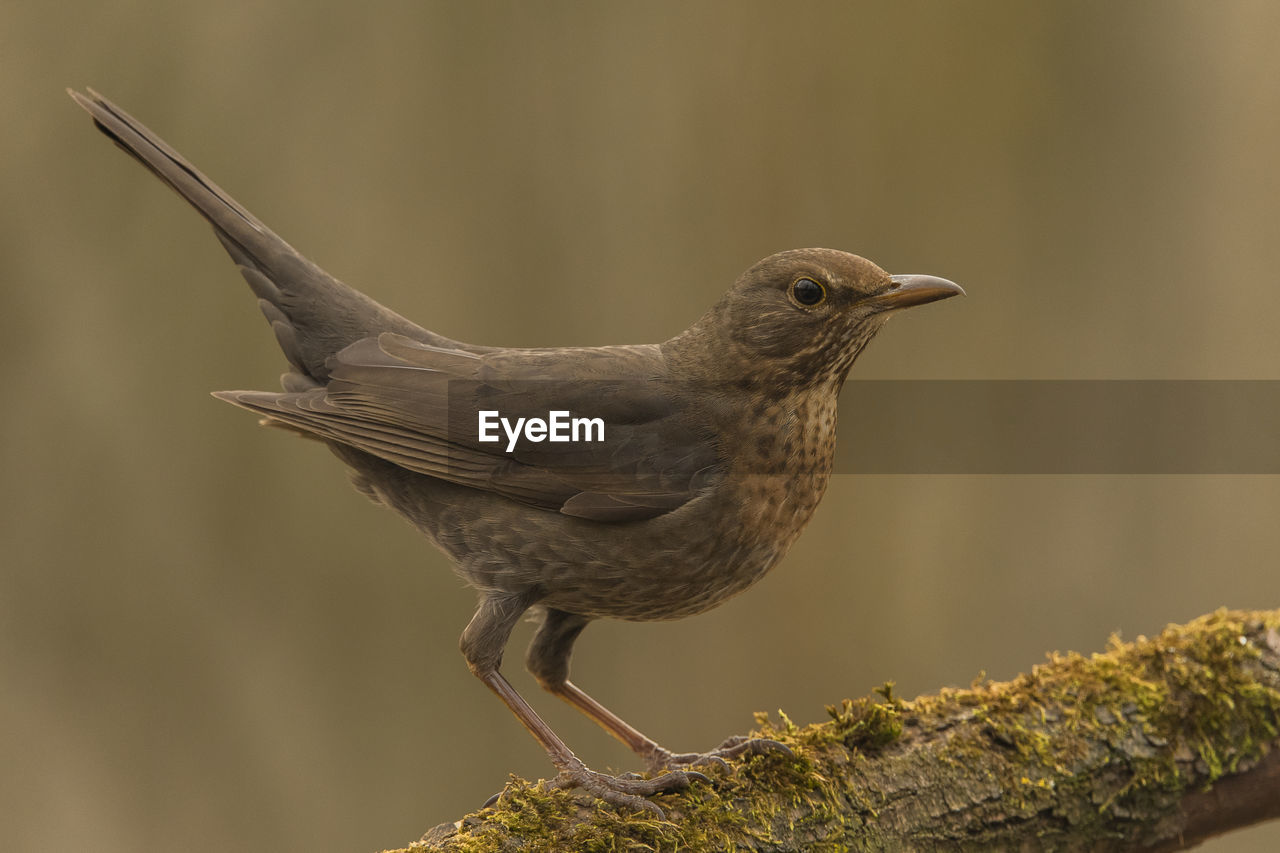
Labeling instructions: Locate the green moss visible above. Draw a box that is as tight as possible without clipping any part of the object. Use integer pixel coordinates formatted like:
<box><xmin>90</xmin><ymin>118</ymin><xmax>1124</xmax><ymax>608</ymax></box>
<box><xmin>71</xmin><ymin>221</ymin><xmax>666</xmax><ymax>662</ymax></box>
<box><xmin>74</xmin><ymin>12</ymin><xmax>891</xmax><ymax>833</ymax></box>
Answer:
<box><xmin>913</xmin><ymin>609</ymin><xmax>1280</xmax><ymax>825</ymax></box>
<box><xmin>821</xmin><ymin>695</ymin><xmax>903</xmax><ymax>751</ymax></box>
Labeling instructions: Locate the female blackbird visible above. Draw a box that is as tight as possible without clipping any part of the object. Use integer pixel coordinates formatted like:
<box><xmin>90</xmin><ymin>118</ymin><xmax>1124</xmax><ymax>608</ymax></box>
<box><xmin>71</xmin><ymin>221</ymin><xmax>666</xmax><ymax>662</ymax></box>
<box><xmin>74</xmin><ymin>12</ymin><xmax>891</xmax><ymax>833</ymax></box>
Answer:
<box><xmin>70</xmin><ymin>88</ymin><xmax>962</xmax><ymax>818</ymax></box>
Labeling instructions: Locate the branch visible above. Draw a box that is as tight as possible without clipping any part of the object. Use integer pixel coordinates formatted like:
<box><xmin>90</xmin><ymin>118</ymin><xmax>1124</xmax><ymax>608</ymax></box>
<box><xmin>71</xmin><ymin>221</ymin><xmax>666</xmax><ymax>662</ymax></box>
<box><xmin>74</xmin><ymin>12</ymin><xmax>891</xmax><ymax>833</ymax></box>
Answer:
<box><xmin>393</xmin><ymin>609</ymin><xmax>1280</xmax><ymax>851</ymax></box>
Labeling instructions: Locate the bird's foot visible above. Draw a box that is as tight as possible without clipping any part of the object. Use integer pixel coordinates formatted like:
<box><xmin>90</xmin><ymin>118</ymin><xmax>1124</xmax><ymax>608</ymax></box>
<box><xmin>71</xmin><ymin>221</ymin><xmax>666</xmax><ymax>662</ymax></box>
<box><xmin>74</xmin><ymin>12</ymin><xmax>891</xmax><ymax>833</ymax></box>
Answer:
<box><xmin>645</xmin><ymin>735</ymin><xmax>794</xmax><ymax>774</ymax></box>
<box><xmin>544</xmin><ymin>759</ymin><xmax>708</xmax><ymax>819</ymax></box>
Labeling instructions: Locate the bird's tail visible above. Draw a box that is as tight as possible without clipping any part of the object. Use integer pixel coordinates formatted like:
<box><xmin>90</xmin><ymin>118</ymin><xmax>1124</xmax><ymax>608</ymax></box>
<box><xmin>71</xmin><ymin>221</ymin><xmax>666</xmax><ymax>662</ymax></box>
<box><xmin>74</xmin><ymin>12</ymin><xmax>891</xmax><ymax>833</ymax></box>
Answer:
<box><xmin>69</xmin><ymin>88</ymin><xmax>442</xmax><ymax>383</ymax></box>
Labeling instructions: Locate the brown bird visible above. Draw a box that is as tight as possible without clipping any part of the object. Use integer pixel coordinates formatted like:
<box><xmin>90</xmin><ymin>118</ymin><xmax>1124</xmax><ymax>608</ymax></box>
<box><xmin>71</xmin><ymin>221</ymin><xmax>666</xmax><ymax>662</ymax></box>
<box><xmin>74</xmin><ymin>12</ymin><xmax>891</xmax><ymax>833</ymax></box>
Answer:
<box><xmin>70</xmin><ymin>88</ymin><xmax>963</xmax><ymax>818</ymax></box>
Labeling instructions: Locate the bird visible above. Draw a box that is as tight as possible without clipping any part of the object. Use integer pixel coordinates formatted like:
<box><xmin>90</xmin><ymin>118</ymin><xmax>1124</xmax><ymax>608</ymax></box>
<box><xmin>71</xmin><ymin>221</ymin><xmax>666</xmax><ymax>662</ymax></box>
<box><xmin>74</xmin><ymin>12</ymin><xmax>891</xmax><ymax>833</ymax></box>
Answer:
<box><xmin>70</xmin><ymin>88</ymin><xmax>963</xmax><ymax>819</ymax></box>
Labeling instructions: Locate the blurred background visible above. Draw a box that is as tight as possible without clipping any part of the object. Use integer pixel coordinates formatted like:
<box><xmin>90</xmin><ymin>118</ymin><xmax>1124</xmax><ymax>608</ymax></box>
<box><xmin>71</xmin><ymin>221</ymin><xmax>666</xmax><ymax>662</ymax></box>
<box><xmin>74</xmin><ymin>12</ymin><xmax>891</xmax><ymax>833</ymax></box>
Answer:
<box><xmin>4</xmin><ymin>1</ymin><xmax>1279</xmax><ymax>850</ymax></box>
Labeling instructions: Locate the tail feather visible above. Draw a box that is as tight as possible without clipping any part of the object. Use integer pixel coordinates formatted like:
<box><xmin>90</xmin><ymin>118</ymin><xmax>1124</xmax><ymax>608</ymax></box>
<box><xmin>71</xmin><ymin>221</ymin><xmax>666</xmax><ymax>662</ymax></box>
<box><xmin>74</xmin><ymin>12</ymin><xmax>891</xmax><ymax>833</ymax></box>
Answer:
<box><xmin>69</xmin><ymin>88</ymin><xmax>456</xmax><ymax>382</ymax></box>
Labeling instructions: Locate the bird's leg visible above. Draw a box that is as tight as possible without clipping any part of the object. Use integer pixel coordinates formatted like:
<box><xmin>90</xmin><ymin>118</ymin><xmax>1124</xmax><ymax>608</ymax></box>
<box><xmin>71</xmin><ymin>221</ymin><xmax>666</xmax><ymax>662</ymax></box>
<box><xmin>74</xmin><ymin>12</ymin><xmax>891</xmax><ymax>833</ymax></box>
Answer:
<box><xmin>525</xmin><ymin>608</ymin><xmax>793</xmax><ymax>775</ymax></box>
<box><xmin>461</xmin><ymin>594</ymin><xmax>705</xmax><ymax>818</ymax></box>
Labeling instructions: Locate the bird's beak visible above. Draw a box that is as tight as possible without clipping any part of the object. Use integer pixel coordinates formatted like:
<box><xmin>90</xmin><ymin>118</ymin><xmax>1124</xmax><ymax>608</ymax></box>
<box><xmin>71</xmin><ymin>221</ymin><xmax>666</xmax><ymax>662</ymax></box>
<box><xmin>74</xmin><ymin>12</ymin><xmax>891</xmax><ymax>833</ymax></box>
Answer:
<box><xmin>868</xmin><ymin>274</ymin><xmax>965</xmax><ymax>312</ymax></box>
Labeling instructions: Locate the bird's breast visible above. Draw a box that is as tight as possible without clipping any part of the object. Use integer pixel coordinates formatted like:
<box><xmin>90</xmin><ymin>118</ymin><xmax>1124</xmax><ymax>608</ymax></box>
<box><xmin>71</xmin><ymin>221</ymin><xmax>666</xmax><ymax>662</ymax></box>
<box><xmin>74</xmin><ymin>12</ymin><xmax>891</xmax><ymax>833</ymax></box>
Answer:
<box><xmin>599</xmin><ymin>390</ymin><xmax>840</xmax><ymax>620</ymax></box>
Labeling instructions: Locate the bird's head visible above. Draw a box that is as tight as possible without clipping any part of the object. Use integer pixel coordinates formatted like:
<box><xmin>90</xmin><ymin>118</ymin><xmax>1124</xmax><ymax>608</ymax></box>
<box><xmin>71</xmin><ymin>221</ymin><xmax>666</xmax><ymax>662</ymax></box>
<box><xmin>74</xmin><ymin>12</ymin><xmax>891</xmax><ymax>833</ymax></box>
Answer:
<box><xmin>673</xmin><ymin>248</ymin><xmax>962</xmax><ymax>388</ymax></box>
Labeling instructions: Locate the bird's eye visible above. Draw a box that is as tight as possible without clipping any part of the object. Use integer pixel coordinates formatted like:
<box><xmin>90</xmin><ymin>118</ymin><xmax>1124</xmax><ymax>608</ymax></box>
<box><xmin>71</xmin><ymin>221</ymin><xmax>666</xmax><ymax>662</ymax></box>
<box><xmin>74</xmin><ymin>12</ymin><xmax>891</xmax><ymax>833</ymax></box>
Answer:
<box><xmin>790</xmin><ymin>277</ymin><xmax>826</xmax><ymax>307</ymax></box>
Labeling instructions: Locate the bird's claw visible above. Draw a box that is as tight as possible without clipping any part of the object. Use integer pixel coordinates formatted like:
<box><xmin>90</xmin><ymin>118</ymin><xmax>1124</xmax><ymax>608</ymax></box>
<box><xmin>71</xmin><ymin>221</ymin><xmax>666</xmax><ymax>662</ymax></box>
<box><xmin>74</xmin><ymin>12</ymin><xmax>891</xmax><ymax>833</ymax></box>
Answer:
<box><xmin>480</xmin><ymin>736</ymin><xmax>789</xmax><ymax>816</ymax></box>
<box><xmin>713</xmin><ymin>734</ymin><xmax>795</xmax><ymax>761</ymax></box>
<box><xmin>481</xmin><ymin>763</ymin><xmax>707</xmax><ymax>819</ymax></box>
<box><xmin>544</xmin><ymin>762</ymin><xmax>707</xmax><ymax>819</ymax></box>
<box><xmin>647</xmin><ymin>735</ymin><xmax>794</xmax><ymax>774</ymax></box>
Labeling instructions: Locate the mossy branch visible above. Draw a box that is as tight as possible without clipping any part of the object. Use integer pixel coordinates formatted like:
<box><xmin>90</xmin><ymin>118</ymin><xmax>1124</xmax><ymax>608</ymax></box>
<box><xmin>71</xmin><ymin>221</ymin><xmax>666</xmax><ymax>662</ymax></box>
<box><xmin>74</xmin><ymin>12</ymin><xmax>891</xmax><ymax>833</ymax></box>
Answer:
<box><xmin>393</xmin><ymin>609</ymin><xmax>1280</xmax><ymax>851</ymax></box>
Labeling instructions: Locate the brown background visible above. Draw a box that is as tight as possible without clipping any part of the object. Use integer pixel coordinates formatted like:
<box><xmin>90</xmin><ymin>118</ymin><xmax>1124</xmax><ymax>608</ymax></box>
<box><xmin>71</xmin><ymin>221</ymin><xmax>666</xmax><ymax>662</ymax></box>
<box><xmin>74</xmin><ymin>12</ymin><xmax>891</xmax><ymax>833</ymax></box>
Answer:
<box><xmin>4</xmin><ymin>2</ymin><xmax>1279</xmax><ymax>850</ymax></box>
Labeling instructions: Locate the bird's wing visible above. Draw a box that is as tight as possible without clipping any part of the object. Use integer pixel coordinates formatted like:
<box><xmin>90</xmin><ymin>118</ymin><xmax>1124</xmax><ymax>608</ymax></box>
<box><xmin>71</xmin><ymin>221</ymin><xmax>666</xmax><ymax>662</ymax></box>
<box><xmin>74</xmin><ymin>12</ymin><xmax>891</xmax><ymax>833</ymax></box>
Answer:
<box><xmin>215</xmin><ymin>333</ymin><xmax>721</xmax><ymax>521</ymax></box>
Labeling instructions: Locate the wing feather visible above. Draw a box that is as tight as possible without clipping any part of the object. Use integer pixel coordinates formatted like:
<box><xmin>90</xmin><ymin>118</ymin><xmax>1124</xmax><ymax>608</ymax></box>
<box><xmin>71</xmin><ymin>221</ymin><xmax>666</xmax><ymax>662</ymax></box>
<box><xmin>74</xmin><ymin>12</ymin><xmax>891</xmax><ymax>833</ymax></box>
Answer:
<box><xmin>215</xmin><ymin>334</ymin><xmax>721</xmax><ymax>520</ymax></box>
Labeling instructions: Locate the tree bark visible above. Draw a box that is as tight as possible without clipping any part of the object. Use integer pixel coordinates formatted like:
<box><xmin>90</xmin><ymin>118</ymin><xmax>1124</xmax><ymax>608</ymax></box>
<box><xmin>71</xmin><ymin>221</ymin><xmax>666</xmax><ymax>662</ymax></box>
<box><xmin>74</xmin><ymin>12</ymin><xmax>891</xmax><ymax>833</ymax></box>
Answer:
<box><xmin>392</xmin><ymin>609</ymin><xmax>1280</xmax><ymax>852</ymax></box>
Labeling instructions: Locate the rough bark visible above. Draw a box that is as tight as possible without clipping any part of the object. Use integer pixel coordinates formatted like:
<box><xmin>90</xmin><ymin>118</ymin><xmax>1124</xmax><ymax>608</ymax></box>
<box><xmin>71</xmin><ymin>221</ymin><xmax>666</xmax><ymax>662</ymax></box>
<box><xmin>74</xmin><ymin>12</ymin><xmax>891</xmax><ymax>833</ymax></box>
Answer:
<box><xmin>390</xmin><ymin>609</ymin><xmax>1280</xmax><ymax>852</ymax></box>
